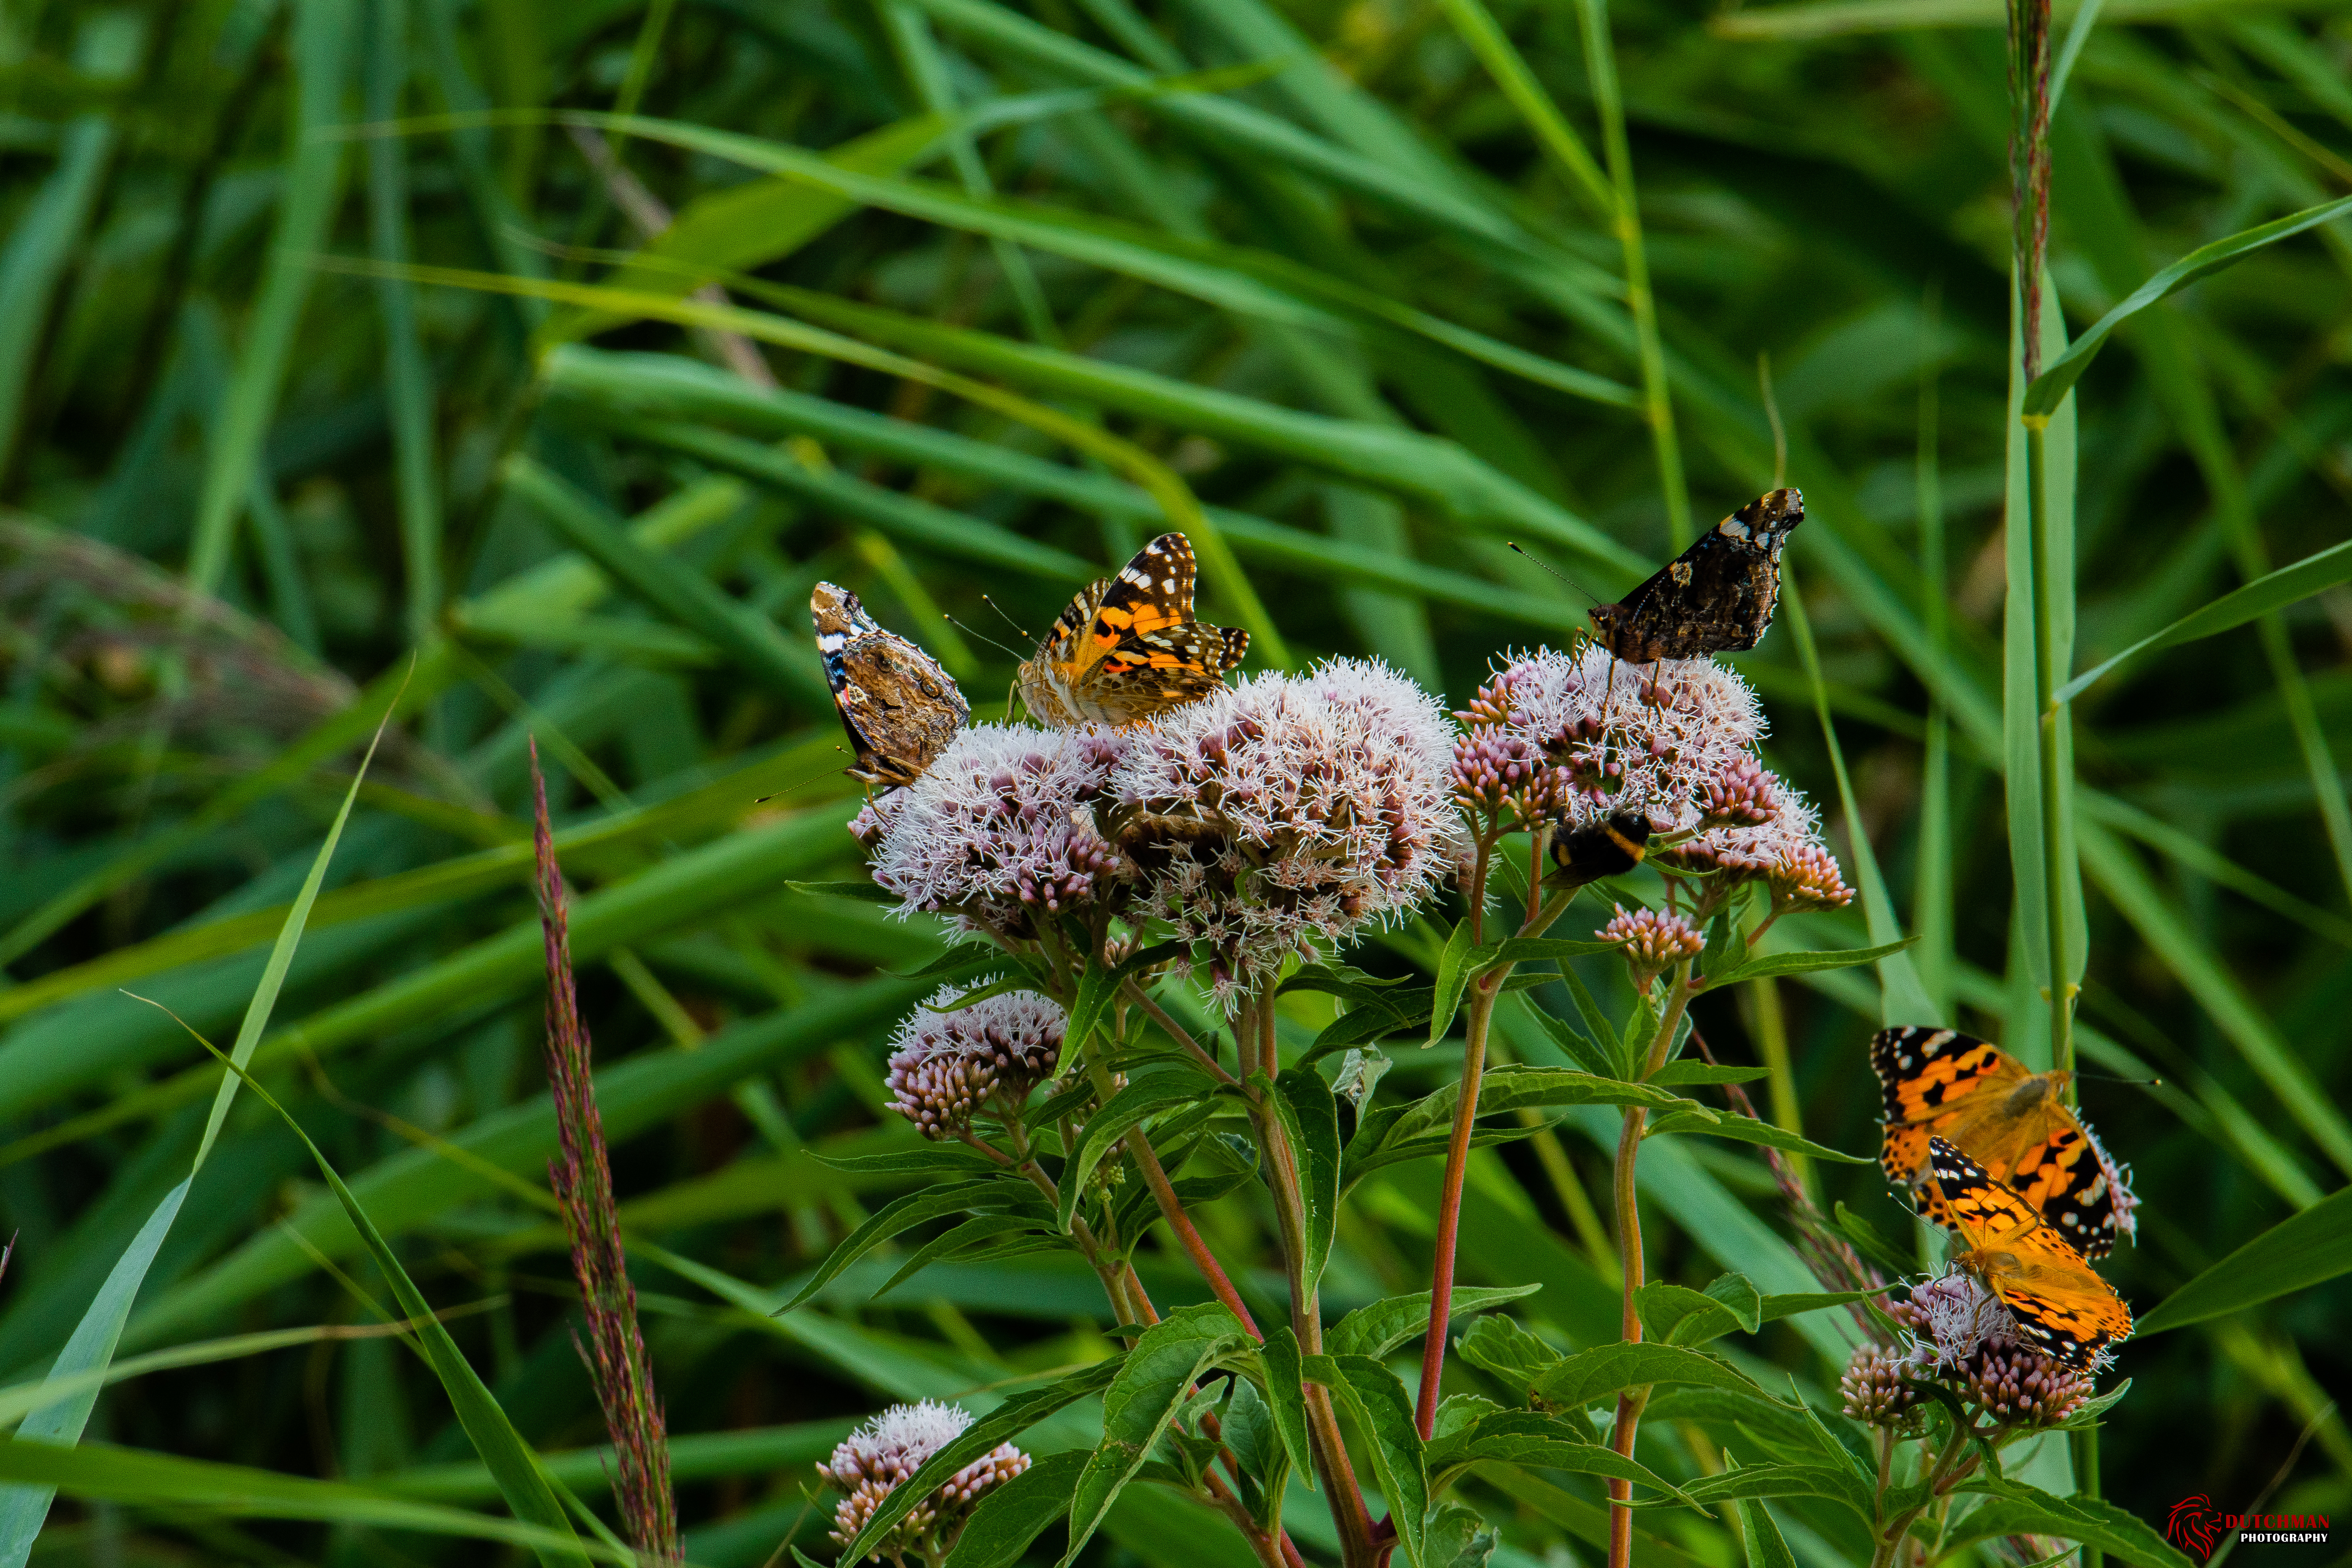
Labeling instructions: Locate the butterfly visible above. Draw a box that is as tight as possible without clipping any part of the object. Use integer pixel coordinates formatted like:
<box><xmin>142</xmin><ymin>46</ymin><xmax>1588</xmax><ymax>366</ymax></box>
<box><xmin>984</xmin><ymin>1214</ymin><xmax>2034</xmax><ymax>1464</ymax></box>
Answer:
<box><xmin>1588</xmin><ymin>488</ymin><xmax>1804</xmax><ymax>664</ymax></box>
<box><xmin>1922</xmin><ymin>1137</ymin><xmax>2132</xmax><ymax>1367</ymax></box>
<box><xmin>1017</xmin><ymin>533</ymin><xmax>1248</xmax><ymax>728</ymax></box>
<box><xmin>811</xmin><ymin>582</ymin><xmax>969</xmax><ymax>789</ymax></box>
<box><xmin>1870</xmin><ymin>1026</ymin><xmax>2136</xmax><ymax>1260</ymax></box>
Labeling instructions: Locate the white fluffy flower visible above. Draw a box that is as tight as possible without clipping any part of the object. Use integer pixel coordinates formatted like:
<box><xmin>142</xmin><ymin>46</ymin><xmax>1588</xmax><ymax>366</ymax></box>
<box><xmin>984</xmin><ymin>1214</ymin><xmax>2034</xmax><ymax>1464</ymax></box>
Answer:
<box><xmin>819</xmin><ymin>1400</ymin><xmax>1029</xmax><ymax>1561</ymax></box>
<box><xmin>1109</xmin><ymin>659</ymin><xmax>1460</xmax><ymax>1010</ymax></box>
<box><xmin>1454</xmin><ymin>645</ymin><xmax>1763</xmax><ymax>833</ymax></box>
<box><xmin>868</xmin><ymin>722</ymin><xmax>1129</xmax><ymax>935</ymax></box>
<box><xmin>885</xmin><ymin>986</ymin><xmax>1067</xmax><ymax>1138</ymax></box>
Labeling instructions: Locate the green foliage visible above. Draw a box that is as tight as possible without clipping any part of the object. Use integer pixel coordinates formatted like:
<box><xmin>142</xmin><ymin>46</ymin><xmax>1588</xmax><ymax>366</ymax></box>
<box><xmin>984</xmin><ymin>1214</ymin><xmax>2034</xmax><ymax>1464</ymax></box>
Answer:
<box><xmin>0</xmin><ymin>0</ymin><xmax>2345</xmax><ymax>1563</ymax></box>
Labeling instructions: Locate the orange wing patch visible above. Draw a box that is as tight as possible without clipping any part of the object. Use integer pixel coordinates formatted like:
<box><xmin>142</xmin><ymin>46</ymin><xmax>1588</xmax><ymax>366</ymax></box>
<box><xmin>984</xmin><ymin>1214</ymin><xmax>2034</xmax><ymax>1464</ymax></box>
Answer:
<box><xmin>1018</xmin><ymin>534</ymin><xmax>1247</xmax><ymax>727</ymax></box>
<box><xmin>1923</xmin><ymin>1138</ymin><xmax>2131</xmax><ymax>1367</ymax></box>
<box><xmin>1870</xmin><ymin>1026</ymin><xmax>2136</xmax><ymax>1259</ymax></box>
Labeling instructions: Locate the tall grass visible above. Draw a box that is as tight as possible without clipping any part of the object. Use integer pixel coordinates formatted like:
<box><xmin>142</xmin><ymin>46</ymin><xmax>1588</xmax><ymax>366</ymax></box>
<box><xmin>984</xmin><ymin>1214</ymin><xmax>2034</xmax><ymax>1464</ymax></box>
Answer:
<box><xmin>0</xmin><ymin>0</ymin><xmax>2347</xmax><ymax>1563</ymax></box>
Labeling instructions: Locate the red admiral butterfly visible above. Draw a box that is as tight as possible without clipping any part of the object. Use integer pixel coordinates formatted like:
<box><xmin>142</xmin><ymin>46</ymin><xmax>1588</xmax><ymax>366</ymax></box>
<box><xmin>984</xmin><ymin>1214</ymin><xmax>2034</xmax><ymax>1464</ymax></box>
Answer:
<box><xmin>1589</xmin><ymin>488</ymin><xmax>1804</xmax><ymax>663</ymax></box>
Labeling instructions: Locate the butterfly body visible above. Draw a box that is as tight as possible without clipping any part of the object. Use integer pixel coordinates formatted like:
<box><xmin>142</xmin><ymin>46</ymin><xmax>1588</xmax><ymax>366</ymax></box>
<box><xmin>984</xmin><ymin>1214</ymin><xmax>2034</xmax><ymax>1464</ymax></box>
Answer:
<box><xmin>1018</xmin><ymin>533</ymin><xmax>1247</xmax><ymax>727</ymax></box>
<box><xmin>1925</xmin><ymin>1137</ymin><xmax>2131</xmax><ymax>1367</ymax></box>
<box><xmin>1590</xmin><ymin>488</ymin><xmax>1804</xmax><ymax>663</ymax></box>
<box><xmin>811</xmin><ymin>582</ymin><xmax>969</xmax><ymax>789</ymax></box>
<box><xmin>1870</xmin><ymin>1025</ymin><xmax>2134</xmax><ymax>1258</ymax></box>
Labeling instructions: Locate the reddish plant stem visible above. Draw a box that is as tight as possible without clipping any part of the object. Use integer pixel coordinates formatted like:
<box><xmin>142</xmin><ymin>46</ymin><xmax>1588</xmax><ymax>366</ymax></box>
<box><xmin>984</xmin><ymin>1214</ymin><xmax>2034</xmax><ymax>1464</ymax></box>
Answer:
<box><xmin>1415</xmin><ymin>972</ymin><xmax>1496</xmax><ymax>1438</ymax></box>
<box><xmin>1127</xmin><ymin>1128</ymin><xmax>1260</xmax><ymax>1337</ymax></box>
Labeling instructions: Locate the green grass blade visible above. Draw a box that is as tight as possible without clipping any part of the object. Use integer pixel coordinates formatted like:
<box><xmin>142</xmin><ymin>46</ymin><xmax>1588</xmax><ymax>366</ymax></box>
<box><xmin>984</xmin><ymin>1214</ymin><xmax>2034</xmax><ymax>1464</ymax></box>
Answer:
<box><xmin>2136</xmin><ymin>1184</ymin><xmax>2352</xmax><ymax>1336</ymax></box>
<box><xmin>0</xmin><ymin>684</ymin><xmax>397</xmax><ymax>1563</ymax></box>
<box><xmin>1780</xmin><ymin>570</ymin><xmax>1936</xmax><ymax>1024</ymax></box>
<box><xmin>2059</xmin><ymin>539</ymin><xmax>2352</xmax><ymax>705</ymax></box>
<box><xmin>2025</xmin><ymin>193</ymin><xmax>2352</xmax><ymax>419</ymax></box>
<box><xmin>184</xmin><ymin>0</ymin><xmax>355</xmax><ymax>599</ymax></box>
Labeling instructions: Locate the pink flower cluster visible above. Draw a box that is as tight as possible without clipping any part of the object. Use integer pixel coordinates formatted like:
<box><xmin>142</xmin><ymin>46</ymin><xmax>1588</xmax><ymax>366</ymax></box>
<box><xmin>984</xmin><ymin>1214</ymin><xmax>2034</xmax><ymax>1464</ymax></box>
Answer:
<box><xmin>818</xmin><ymin>1400</ymin><xmax>1029</xmax><ymax>1562</ymax></box>
<box><xmin>885</xmin><ymin>986</ymin><xmax>1067</xmax><ymax>1138</ymax></box>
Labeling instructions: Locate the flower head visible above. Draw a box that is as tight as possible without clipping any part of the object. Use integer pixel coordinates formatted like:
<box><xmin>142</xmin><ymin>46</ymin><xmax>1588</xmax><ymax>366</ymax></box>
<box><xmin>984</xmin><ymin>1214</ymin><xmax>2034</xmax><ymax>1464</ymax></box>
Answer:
<box><xmin>885</xmin><ymin>987</ymin><xmax>1067</xmax><ymax>1138</ymax></box>
<box><xmin>1839</xmin><ymin>1345</ymin><xmax>1924</xmax><ymax>1429</ymax></box>
<box><xmin>1888</xmin><ymin>1271</ymin><xmax>2107</xmax><ymax>1410</ymax></box>
<box><xmin>1453</xmin><ymin>647</ymin><xmax>1762</xmax><ymax>835</ymax></box>
<box><xmin>818</xmin><ymin>1401</ymin><xmax>1029</xmax><ymax>1562</ymax></box>
<box><xmin>1655</xmin><ymin>762</ymin><xmax>1855</xmax><ymax>911</ymax></box>
<box><xmin>868</xmin><ymin>723</ymin><xmax>1130</xmax><ymax>936</ymax></box>
<box><xmin>1598</xmin><ymin>904</ymin><xmax>1704</xmax><ymax>990</ymax></box>
<box><xmin>1111</xmin><ymin>659</ymin><xmax>1459</xmax><ymax>1010</ymax></box>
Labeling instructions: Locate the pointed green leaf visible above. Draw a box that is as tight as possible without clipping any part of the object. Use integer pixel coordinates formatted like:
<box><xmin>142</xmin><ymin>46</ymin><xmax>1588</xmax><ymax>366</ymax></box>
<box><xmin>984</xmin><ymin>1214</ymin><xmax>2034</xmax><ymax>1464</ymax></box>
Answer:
<box><xmin>1427</xmin><ymin>919</ymin><xmax>1478</xmax><ymax>1047</ymax></box>
<box><xmin>2136</xmin><ymin>1182</ymin><xmax>2352</xmax><ymax>1334</ymax></box>
<box><xmin>1062</xmin><ymin>1304</ymin><xmax>1249</xmax><ymax>1564</ymax></box>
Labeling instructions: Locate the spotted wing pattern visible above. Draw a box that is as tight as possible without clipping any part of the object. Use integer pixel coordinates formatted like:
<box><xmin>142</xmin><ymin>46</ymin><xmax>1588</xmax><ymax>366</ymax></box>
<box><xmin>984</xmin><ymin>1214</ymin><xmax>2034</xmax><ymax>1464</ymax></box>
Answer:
<box><xmin>1589</xmin><ymin>487</ymin><xmax>1805</xmax><ymax>663</ymax></box>
<box><xmin>1870</xmin><ymin>1026</ymin><xmax>2135</xmax><ymax>1259</ymax></box>
<box><xmin>1923</xmin><ymin>1138</ymin><xmax>2132</xmax><ymax>1367</ymax></box>
<box><xmin>811</xmin><ymin>582</ymin><xmax>969</xmax><ymax>789</ymax></box>
<box><xmin>1017</xmin><ymin>533</ymin><xmax>1247</xmax><ymax>727</ymax></box>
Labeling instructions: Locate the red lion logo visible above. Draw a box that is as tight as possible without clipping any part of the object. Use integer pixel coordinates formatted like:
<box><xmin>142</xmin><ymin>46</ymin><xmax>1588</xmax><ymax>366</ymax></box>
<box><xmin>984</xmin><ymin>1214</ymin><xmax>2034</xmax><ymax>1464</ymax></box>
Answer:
<box><xmin>2168</xmin><ymin>1497</ymin><xmax>2221</xmax><ymax>1562</ymax></box>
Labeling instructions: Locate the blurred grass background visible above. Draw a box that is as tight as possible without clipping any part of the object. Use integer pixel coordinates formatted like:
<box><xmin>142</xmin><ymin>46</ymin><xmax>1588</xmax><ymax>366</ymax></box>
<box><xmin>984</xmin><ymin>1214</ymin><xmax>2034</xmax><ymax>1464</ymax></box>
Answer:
<box><xmin>0</xmin><ymin>0</ymin><xmax>2347</xmax><ymax>1561</ymax></box>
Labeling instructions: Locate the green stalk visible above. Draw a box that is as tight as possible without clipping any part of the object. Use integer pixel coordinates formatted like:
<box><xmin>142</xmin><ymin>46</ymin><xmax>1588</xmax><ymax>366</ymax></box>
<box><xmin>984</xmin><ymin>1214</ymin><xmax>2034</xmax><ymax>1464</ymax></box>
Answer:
<box><xmin>2025</xmin><ymin>419</ymin><xmax>2074</xmax><ymax>1084</ymax></box>
<box><xmin>1568</xmin><ymin>0</ymin><xmax>1689</xmax><ymax>547</ymax></box>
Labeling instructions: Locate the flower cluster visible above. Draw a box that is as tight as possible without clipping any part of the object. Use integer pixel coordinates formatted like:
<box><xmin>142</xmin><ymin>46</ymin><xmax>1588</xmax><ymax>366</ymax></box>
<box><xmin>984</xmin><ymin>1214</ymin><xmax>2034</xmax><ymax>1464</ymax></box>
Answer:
<box><xmin>1452</xmin><ymin>646</ymin><xmax>1762</xmax><ymax>835</ymax></box>
<box><xmin>1839</xmin><ymin>1273</ymin><xmax>2092</xmax><ymax>1430</ymax></box>
<box><xmin>1108</xmin><ymin>659</ymin><xmax>1461</xmax><ymax>1011</ymax></box>
<box><xmin>868</xmin><ymin>723</ymin><xmax>1130</xmax><ymax>937</ymax></box>
<box><xmin>1598</xmin><ymin>904</ymin><xmax>1704</xmax><ymax>990</ymax></box>
<box><xmin>818</xmin><ymin>1401</ymin><xmax>1029</xmax><ymax>1563</ymax></box>
<box><xmin>885</xmin><ymin>987</ymin><xmax>1067</xmax><ymax>1139</ymax></box>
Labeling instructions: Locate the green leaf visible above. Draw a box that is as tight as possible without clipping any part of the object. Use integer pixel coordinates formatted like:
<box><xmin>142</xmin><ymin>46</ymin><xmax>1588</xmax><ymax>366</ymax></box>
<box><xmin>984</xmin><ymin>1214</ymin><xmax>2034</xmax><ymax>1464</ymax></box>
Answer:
<box><xmin>2062</xmin><ymin>537</ymin><xmax>2352</xmax><ymax>703</ymax></box>
<box><xmin>1255</xmin><ymin>1326</ymin><xmax>1316</xmax><ymax>1494</ymax></box>
<box><xmin>1326</xmin><ymin>1283</ymin><xmax>1541</xmax><ymax>1360</ymax></box>
<box><xmin>783</xmin><ymin>1179</ymin><xmax>1037</xmax><ymax>1312</ymax></box>
<box><xmin>1058</xmin><ymin>1065</ymin><xmax>1221</xmax><ymax>1232</ymax></box>
<box><xmin>1062</xmin><ymin>1303</ymin><xmax>1250</xmax><ymax>1565</ymax></box>
<box><xmin>1454</xmin><ymin>1315</ymin><xmax>1565</xmax><ymax>1402</ymax></box>
<box><xmin>1426</xmin><ymin>918</ymin><xmax>1478</xmax><ymax>1047</ymax></box>
<box><xmin>1677</xmin><ymin>1465</ymin><xmax>1873</xmax><ymax>1524</ymax></box>
<box><xmin>0</xmin><ymin>1441</ymin><xmax>629</xmax><ymax>1562</ymax></box>
<box><xmin>1634</xmin><ymin>1273</ymin><xmax>1760</xmax><ymax>1345</ymax></box>
<box><xmin>1737</xmin><ymin>1485</ymin><xmax>1798</xmax><ymax>1568</ymax></box>
<box><xmin>1701</xmin><ymin>936</ymin><xmax>1919</xmax><ymax>989</ymax></box>
<box><xmin>1068</xmin><ymin>948</ymin><xmax>1119</xmax><ymax>1051</ymax></box>
<box><xmin>2024</xmin><ymin>193</ymin><xmax>2352</xmax><ymax>417</ymax></box>
<box><xmin>841</xmin><ymin>1361</ymin><xmax>1124</xmax><ymax>1564</ymax></box>
<box><xmin>892</xmin><ymin>942</ymin><xmax>1007</xmax><ymax>980</ymax></box>
<box><xmin>1523</xmin><ymin>1003</ymin><xmax>1617</xmax><ymax>1078</ymax></box>
<box><xmin>2137</xmin><ymin>1181</ymin><xmax>2352</xmax><ymax>1334</ymax></box>
<box><xmin>1308</xmin><ymin>1355</ymin><xmax>1429</xmax><ymax>1568</ymax></box>
<box><xmin>1529</xmin><ymin>1342</ymin><xmax>1760</xmax><ymax>1410</ymax></box>
<box><xmin>1386</xmin><ymin>1066</ymin><xmax>1685</xmax><ymax>1148</ymax></box>
<box><xmin>1642</xmin><ymin>1108</ymin><xmax>1871</xmax><ymax>1163</ymax></box>
<box><xmin>1947</xmin><ymin>1476</ymin><xmax>2197</xmax><ymax>1568</ymax></box>
<box><xmin>1217</xmin><ymin>1378</ymin><xmax>1287</xmax><ymax>1527</ymax></box>
<box><xmin>1425</xmin><ymin>1501</ymin><xmax>1500</xmax><ymax>1568</ymax></box>
<box><xmin>1647</xmin><ymin>1062</ymin><xmax>1770</xmax><ymax>1086</ymax></box>
<box><xmin>945</xmin><ymin>1450</ymin><xmax>1088</xmax><ymax>1568</ymax></box>
<box><xmin>0</xmin><ymin>674</ymin><xmax>397</xmax><ymax>1558</ymax></box>
<box><xmin>1832</xmin><ymin>1202</ymin><xmax>1917</xmax><ymax>1277</ymax></box>
<box><xmin>177</xmin><ymin>1045</ymin><xmax>588</xmax><ymax>1564</ymax></box>
<box><xmin>1479</xmin><ymin>936</ymin><xmax>1626</xmax><ymax>965</ymax></box>
<box><xmin>1273</xmin><ymin>1066</ymin><xmax>1343</xmax><ymax>1293</ymax></box>
<box><xmin>1425</xmin><ymin>1409</ymin><xmax>1680</xmax><ymax>1495</ymax></box>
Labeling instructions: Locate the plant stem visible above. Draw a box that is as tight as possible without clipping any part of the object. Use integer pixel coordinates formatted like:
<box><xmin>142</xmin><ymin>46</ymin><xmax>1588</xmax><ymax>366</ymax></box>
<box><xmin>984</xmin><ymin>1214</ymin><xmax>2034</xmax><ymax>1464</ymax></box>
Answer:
<box><xmin>1416</xmin><ymin>972</ymin><xmax>1496</xmax><ymax>1438</ymax></box>
<box><xmin>2026</xmin><ymin>420</ymin><xmax>2075</xmax><ymax>1086</ymax></box>
<box><xmin>1126</xmin><ymin>1127</ymin><xmax>1260</xmax><ymax>1336</ymax></box>
<box><xmin>1247</xmin><ymin>994</ymin><xmax>1377</xmax><ymax>1568</ymax></box>
<box><xmin>1869</xmin><ymin>1419</ymin><xmax>1977</xmax><ymax>1568</ymax></box>
<box><xmin>1123</xmin><ymin>976</ymin><xmax>1235</xmax><ymax>1084</ymax></box>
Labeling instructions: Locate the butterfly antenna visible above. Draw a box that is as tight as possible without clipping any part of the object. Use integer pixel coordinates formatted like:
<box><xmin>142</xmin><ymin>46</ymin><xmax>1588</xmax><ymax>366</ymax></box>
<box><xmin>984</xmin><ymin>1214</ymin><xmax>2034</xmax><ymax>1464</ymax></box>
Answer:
<box><xmin>1758</xmin><ymin>352</ymin><xmax>1788</xmax><ymax>491</ymax></box>
<box><xmin>2075</xmin><ymin>1071</ymin><xmax>2164</xmax><ymax>1089</ymax></box>
<box><xmin>941</xmin><ymin>612</ymin><xmax>1026</xmax><ymax>662</ymax></box>
<box><xmin>1506</xmin><ymin>542</ymin><xmax>1602</xmax><ymax>609</ymax></box>
<box><xmin>980</xmin><ymin>593</ymin><xmax>1034</xmax><ymax>643</ymax></box>
<box><xmin>754</xmin><ymin>749</ymin><xmax>848</xmax><ymax>803</ymax></box>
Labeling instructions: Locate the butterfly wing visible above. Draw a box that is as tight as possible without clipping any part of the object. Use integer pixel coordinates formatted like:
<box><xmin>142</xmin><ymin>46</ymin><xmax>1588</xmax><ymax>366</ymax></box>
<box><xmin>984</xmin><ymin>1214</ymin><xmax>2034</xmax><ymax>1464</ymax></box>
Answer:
<box><xmin>1592</xmin><ymin>488</ymin><xmax>1804</xmax><ymax>661</ymax></box>
<box><xmin>1925</xmin><ymin>1137</ymin><xmax>2130</xmax><ymax>1367</ymax></box>
<box><xmin>811</xmin><ymin>582</ymin><xmax>969</xmax><ymax>787</ymax></box>
<box><xmin>1870</xmin><ymin>1027</ymin><xmax>2022</xmax><ymax>1191</ymax></box>
<box><xmin>1018</xmin><ymin>534</ymin><xmax>1247</xmax><ymax>726</ymax></box>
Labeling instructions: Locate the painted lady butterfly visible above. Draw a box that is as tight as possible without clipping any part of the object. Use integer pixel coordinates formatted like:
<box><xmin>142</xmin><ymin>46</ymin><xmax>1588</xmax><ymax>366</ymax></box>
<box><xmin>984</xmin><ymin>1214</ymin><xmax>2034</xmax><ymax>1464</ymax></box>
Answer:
<box><xmin>1017</xmin><ymin>533</ymin><xmax>1247</xmax><ymax>727</ymax></box>
<box><xmin>811</xmin><ymin>582</ymin><xmax>968</xmax><ymax>789</ymax></box>
<box><xmin>1870</xmin><ymin>1026</ymin><xmax>2136</xmax><ymax>1259</ymax></box>
<box><xmin>1922</xmin><ymin>1137</ymin><xmax>2132</xmax><ymax>1367</ymax></box>
<box><xmin>1589</xmin><ymin>488</ymin><xmax>1804</xmax><ymax>663</ymax></box>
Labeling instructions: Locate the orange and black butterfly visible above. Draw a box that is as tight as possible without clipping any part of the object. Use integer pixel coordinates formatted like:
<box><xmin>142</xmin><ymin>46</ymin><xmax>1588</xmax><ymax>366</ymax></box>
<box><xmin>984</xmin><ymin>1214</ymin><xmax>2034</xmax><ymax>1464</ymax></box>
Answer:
<box><xmin>1870</xmin><ymin>1026</ymin><xmax>2136</xmax><ymax>1260</ymax></box>
<box><xmin>1016</xmin><ymin>534</ymin><xmax>1247</xmax><ymax>728</ymax></box>
<box><xmin>1922</xmin><ymin>1138</ymin><xmax>2132</xmax><ymax>1367</ymax></box>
